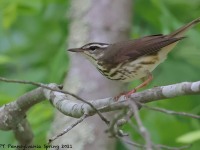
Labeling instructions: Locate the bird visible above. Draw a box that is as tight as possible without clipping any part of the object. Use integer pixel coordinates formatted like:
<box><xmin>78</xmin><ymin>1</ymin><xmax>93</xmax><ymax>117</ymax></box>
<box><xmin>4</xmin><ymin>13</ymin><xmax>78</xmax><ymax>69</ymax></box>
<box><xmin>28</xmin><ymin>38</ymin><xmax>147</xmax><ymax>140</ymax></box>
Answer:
<box><xmin>68</xmin><ymin>17</ymin><xmax>200</xmax><ymax>98</ymax></box>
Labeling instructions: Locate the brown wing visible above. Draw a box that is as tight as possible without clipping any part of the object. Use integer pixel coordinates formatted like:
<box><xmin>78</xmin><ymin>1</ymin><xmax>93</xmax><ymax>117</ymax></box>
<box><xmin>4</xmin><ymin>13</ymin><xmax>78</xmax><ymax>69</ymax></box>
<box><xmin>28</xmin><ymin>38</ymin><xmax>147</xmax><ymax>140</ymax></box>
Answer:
<box><xmin>100</xmin><ymin>34</ymin><xmax>185</xmax><ymax>65</ymax></box>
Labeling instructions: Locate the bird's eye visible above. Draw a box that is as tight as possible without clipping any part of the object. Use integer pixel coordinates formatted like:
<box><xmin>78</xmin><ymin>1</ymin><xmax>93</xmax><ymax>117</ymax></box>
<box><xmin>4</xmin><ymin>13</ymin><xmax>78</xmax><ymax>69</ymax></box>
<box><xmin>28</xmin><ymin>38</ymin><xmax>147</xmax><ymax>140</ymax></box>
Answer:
<box><xmin>89</xmin><ymin>46</ymin><xmax>99</xmax><ymax>51</ymax></box>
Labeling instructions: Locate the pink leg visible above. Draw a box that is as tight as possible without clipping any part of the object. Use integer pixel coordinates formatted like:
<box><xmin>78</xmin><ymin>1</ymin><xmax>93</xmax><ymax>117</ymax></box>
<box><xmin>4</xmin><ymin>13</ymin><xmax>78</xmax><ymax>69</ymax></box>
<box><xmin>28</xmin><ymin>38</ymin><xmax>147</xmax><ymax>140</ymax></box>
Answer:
<box><xmin>115</xmin><ymin>72</ymin><xmax>153</xmax><ymax>100</ymax></box>
<box><xmin>135</xmin><ymin>72</ymin><xmax>153</xmax><ymax>90</ymax></box>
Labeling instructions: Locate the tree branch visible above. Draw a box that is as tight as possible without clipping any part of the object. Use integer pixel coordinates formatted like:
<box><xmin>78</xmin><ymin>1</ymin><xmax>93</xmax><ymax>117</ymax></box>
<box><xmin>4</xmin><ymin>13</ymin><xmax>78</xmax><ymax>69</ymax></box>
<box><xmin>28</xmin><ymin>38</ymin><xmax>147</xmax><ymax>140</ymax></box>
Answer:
<box><xmin>137</xmin><ymin>102</ymin><xmax>200</xmax><ymax>119</ymax></box>
<box><xmin>43</xmin><ymin>81</ymin><xmax>200</xmax><ymax>118</ymax></box>
<box><xmin>1</xmin><ymin>77</ymin><xmax>200</xmax><ymax>148</ymax></box>
<box><xmin>0</xmin><ymin>77</ymin><xmax>110</xmax><ymax>125</ymax></box>
<box><xmin>0</xmin><ymin>87</ymin><xmax>45</xmax><ymax>147</ymax></box>
<box><xmin>48</xmin><ymin>114</ymin><xmax>88</xmax><ymax>144</ymax></box>
<box><xmin>0</xmin><ymin>87</ymin><xmax>45</xmax><ymax>130</ymax></box>
<box><xmin>129</xmin><ymin>101</ymin><xmax>152</xmax><ymax>150</ymax></box>
<box><xmin>2</xmin><ymin>77</ymin><xmax>199</xmax><ymax>120</ymax></box>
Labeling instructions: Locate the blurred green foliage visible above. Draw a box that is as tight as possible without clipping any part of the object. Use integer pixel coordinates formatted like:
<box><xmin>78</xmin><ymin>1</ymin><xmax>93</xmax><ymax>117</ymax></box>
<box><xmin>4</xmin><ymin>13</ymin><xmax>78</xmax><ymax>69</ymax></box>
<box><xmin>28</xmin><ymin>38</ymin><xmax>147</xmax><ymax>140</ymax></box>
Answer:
<box><xmin>0</xmin><ymin>0</ymin><xmax>69</xmax><ymax>148</ymax></box>
<box><xmin>0</xmin><ymin>0</ymin><xmax>200</xmax><ymax>149</ymax></box>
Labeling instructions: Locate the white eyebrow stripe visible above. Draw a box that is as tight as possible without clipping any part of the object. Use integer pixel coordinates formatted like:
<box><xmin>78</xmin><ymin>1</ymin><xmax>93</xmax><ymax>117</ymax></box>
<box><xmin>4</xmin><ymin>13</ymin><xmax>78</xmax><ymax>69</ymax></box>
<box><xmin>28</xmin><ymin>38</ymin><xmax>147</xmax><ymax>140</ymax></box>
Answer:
<box><xmin>83</xmin><ymin>43</ymin><xmax>109</xmax><ymax>49</ymax></box>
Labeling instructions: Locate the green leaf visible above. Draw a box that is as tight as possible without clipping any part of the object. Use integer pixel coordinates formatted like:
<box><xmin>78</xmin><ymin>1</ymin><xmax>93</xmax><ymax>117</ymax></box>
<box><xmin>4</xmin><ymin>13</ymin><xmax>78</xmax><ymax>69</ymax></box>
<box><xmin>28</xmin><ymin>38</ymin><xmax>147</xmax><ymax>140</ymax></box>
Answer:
<box><xmin>177</xmin><ymin>130</ymin><xmax>200</xmax><ymax>144</ymax></box>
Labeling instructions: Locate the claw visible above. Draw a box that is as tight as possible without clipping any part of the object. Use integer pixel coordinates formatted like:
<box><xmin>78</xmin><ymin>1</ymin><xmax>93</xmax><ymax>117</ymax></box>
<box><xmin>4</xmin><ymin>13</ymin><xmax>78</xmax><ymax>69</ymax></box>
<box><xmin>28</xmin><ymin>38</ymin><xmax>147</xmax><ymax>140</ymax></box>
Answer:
<box><xmin>124</xmin><ymin>89</ymin><xmax>136</xmax><ymax>99</ymax></box>
<box><xmin>114</xmin><ymin>88</ymin><xmax>136</xmax><ymax>101</ymax></box>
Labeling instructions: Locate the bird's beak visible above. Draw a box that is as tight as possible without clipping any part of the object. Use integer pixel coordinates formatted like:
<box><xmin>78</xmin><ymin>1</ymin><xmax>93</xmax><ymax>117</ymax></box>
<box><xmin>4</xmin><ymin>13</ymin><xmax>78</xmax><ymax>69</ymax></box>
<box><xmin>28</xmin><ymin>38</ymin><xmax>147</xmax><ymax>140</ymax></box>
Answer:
<box><xmin>68</xmin><ymin>48</ymin><xmax>83</xmax><ymax>52</ymax></box>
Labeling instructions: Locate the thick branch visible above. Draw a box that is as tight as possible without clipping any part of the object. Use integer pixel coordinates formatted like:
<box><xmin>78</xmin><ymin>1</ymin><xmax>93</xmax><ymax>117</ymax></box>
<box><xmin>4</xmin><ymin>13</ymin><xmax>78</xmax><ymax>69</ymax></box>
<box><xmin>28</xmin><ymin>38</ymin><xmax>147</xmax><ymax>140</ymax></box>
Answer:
<box><xmin>44</xmin><ymin>81</ymin><xmax>200</xmax><ymax>118</ymax></box>
<box><xmin>0</xmin><ymin>87</ymin><xmax>45</xmax><ymax>130</ymax></box>
<box><xmin>1</xmin><ymin>79</ymin><xmax>200</xmax><ymax>147</ymax></box>
<box><xmin>0</xmin><ymin>87</ymin><xmax>45</xmax><ymax>146</ymax></box>
<box><xmin>1</xmin><ymin>80</ymin><xmax>199</xmax><ymax>124</ymax></box>
<box><xmin>132</xmin><ymin>81</ymin><xmax>200</xmax><ymax>103</ymax></box>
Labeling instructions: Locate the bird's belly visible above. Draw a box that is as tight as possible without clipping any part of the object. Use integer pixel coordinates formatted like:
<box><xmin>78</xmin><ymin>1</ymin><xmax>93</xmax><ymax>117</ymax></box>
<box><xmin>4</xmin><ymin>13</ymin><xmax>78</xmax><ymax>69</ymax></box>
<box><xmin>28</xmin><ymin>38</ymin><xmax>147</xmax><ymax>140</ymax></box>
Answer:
<box><xmin>119</xmin><ymin>64</ymin><xmax>157</xmax><ymax>82</ymax></box>
<box><xmin>102</xmin><ymin>54</ymin><xmax>166</xmax><ymax>82</ymax></box>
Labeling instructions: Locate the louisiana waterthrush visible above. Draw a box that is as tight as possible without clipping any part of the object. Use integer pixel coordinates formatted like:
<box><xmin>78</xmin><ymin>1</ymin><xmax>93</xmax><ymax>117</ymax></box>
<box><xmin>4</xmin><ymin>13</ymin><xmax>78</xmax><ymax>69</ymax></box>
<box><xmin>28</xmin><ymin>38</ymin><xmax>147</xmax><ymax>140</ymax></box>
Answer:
<box><xmin>68</xmin><ymin>17</ymin><xmax>200</xmax><ymax>97</ymax></box>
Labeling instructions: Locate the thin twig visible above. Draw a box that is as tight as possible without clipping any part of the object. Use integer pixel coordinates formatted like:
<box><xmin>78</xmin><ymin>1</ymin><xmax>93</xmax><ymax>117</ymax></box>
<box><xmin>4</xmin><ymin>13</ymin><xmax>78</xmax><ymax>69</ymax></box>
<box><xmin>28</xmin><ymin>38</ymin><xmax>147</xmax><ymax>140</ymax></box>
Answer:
<box><xmin>155</xmin><ymin>144</ymin><xmax>191</xmax><ymax>150</ymax></box>
<box><xmin>137</xmin><ymin>102</ymin><xmax>200</xmax><ymax>119</ymax></box>
<box><xmin>0</xmin><ymin>76</ymin><xmax>109</xmax><ymax>125</ymax></box>
<box><xmin>120</xmin><ymin>137</ymin><xmax>191</xmax><ymax>150</ymax></box>
<box><xmin>117</xmin><ymin>110</ymin><xmax>133</xmax><ymax>127</ymax></box>
<box><xmin>129</xmin><ymin>101</ymin><xmax>153</xmax><ymax>150</ymax></box>
<box><xmin>119</xmin><ymin>136</ymin><xmax>145</xmax><ymax>148</ymax></box>
<box><xmin>106</xmin><ymin>109</ymin><xmax>128</xmax><ymax>137</ymax></box>
<box><xmin>48</xmin><ymin>114</ymin><xmax>88</xmax><ymax>144</ymax></box>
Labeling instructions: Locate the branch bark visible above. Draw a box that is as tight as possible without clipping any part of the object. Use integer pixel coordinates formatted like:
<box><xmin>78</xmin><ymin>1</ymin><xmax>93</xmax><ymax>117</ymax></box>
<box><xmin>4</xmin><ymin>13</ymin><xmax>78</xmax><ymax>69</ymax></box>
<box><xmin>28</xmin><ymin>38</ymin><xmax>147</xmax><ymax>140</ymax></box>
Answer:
<box><xmin>0</xmin><ymin>87</ymin><xmax>45</xmax><ymax>147</ymax></box>
<box><xmin>0</xmin><ymin>78</ymin><xmax>200</xmax><ymax>148</ymax></box>
<box><xmin>43</xmin><ymin>81</ymin><xmax>200</xmax><ymax>118</ymax></box>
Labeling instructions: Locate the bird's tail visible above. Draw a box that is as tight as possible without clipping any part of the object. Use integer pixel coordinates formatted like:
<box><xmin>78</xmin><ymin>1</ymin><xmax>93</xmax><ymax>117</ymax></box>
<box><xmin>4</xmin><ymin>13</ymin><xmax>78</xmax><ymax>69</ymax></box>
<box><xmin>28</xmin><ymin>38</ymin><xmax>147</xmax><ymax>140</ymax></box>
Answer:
<box><xmin>169</xmin><ymin>17</ymin><xmax>200</xmax><ymax>38</ymax></box>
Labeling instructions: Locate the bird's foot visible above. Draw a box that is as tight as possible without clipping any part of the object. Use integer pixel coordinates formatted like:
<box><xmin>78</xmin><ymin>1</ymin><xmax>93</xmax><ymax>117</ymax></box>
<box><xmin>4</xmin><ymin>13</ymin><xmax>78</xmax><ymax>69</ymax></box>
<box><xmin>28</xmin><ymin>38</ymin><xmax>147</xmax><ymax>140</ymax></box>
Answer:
<box><xmin>114</xmin><ymin>88</ymin><xmax>136</xmax><ymax>101</ymax></box>
<box><xmin>124</xmin><ymin>89</ymin><xmax>136</xmax><ymax>99</ymax></box>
